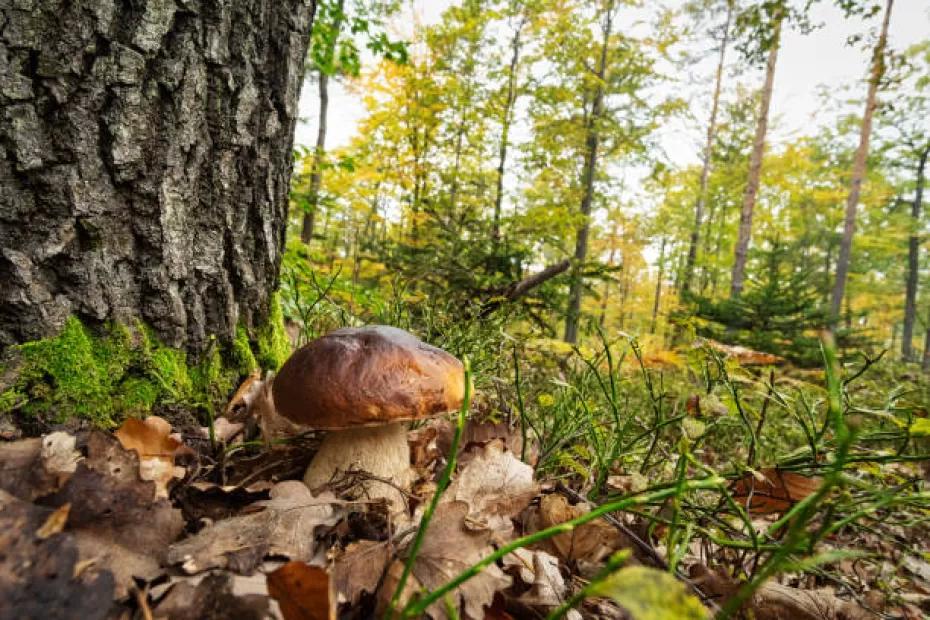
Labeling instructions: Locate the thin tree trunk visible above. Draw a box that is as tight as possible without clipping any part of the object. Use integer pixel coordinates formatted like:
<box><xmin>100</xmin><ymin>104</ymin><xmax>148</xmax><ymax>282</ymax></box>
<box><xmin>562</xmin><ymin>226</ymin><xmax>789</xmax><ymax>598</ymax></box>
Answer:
<box><xmin>599</xmin><ymin>222</ymin><xmax>620</xmax><ymax>327</ymax></box>
<box><xmin>831</xmin><ymin>0</ymin><xmax>894</xmax><ymax>319</ymax></box>
<box><xmin>565</xmin><ymin>0</ymin><xmax>615</xmax><ymax>344</ymax></box>
<box><xmin>901</xmin><ymin>147</ymin><xmax>928</xmax><ymax>360</ymax></box>
<box><xmin>923</xmin><ymin>307</ymin><xmax>930</xmax><ymax>371</ymax></box>
<box><xmin>651</xmin><ymin>237</ymin><xmax>667</xmax><ymax>334</ymax></box>
<box><xmin>492</xmin><ymin>14</ymin><xmax>526</xmax><ymax>251</ymax></box>
<box><xmin>730</xmin><ymin>13</ymin><xmax>782</xmax><ymax>299</ymax></box>
<box><xmin>682</xmin><ymin>1</ymin><xmax>733</xmax><ymax>296</ymax></box>
<box><xmin>300</xmin><ymin>69</ymin><xmax>331</xmax><ymax>244</ymax></box>
<box><xmin>0</xmin><ymin>0</ymin><xmax>315</xmax><ymax>353</ymax></box>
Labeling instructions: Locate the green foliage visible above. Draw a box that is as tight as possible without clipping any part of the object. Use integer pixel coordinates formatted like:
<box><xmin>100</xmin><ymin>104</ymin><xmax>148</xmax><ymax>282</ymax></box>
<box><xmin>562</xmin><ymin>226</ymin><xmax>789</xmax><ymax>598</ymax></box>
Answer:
<box><xmin>589</xmin><ymin>565</ymin><xmax>706</xmax><ymax>620</ymax></box>
<box><xmin>686</xmin><ymin>239</ymin><xmax>832</xmax><ymax>365</ymax></box>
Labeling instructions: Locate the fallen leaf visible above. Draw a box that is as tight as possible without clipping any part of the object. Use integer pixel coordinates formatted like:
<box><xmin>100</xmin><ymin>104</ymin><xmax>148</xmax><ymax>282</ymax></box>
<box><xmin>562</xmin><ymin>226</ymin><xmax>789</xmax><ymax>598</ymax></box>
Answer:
<box><xmin>115</xmin><ymin>416</ymin><xmax>184</xmax><ymax>498</ymax></box>
<box><xmin>690</xmin><ymin>564</ymin><xmax>872</xmax><ymax>620</ymax></box>
<box><xmin>730</xmin><ymin>469</ymin><xmax>822</xmax><ymax>514</ymax></box>
<box><xmin>606</xmin><ymin>473</ymin><xmax>648</xmax><ymax>495</ymax></box>
<box><xmin>152</xmin><ymin>572</ymin><xmax>271</xmax><ymax>620</ymax></box>
<box><xmin>226</xmin><ymin>370</ymin><xmax>263</xmax><ymax>419</ymax></box>
<box><xmin>42</xmin><ymin>431</ymin><xmax>186</xmax><ymax>597</ymax></box>
<box><xmin>378</xmin><ymin>501</ymin><xmax>511</xmax><ymax>619</ymax></box>
<box><xmin>202</xmin><ymin>416</ymin><xmax>245</xmax><ymax>443</ymax></box>
<box><xmin>0</xmin><ymin>437</ymin><xmax>62</xmax><ymax>501</ymax></box>
<box><xmin>435</xmin><ymin>418</ymin><xmax>538</xmax><ymax>467</ymax></box>
<box><xmin>503</xmin><ymin>548</ymin><xmax>567</xmax><ymax>609</ymax></box>
<box><xmin>268</xmin><ymin>561</ymin><xmax>336</xmax><ymax>620</ymax></box>
<box><xmin>35</xmin><ymin>502</ymin><xmax>70</xmax><ymax>539</ymax></box>
<box><xmin>0</xmin><ymin>490</ymin><xmax>115</xmax><ymax>620</ymax></box>
<box><xmin>530</xmin><ymin>494</ymin><xmax>624</xmax><ymax>564</ymax></box>
<box><xmin>331</xmin><ymin>539</ymin><xmax>391</xmax><ymax>606</ymax></box>
<box><xmin>699</xmin><ymin>339</ymin><xmax>784</xmax><ymax>366</ymax></box>
<box><xmin>590</xmin><ymin>565</ymin><xmax>706</xmax><ymax>620</ymax></box>
<box><xmin>445</xmin><ymin>440</ymin><xmax>538</xmax><ymax>540</ymax></box>
<box><xmin>167</xmin><ymin>481</ymin><xmax>343</xmax><ymax>574</ymax></box>
<box><xmin>41</xmin><ymin>431</ymin><xmax>82</xmax><ymax>478</ymax></box>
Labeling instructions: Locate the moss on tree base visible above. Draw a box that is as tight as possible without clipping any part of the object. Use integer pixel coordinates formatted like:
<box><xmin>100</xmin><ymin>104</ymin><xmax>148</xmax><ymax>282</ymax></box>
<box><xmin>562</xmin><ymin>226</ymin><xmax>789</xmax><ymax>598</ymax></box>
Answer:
<box><xmin>0</xmin><ymin>294</ymin><xmax>291</xmax><ymax>428</ymax></box>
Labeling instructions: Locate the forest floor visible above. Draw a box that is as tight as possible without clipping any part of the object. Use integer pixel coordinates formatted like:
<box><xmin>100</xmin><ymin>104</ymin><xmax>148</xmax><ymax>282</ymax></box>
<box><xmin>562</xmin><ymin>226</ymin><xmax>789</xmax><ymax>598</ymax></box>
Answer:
<box><xmin>1</xmin><ymin>340</ymin><xmax>929</xmax><ymax>620</ymax></box>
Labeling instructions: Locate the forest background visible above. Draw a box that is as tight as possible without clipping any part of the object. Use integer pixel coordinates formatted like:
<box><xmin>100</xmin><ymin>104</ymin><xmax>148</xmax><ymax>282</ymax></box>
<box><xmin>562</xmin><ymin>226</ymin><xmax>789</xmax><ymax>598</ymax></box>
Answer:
<box><xmin>285</xmin><ymin>0</ymin><xmax>930</xmax><ymax>371</ymax></box>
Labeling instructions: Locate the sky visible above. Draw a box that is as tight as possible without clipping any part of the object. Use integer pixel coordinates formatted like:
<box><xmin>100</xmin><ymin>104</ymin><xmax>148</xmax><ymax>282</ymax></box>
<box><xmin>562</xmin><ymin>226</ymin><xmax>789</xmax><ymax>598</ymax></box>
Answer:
<box><xmin>294</xmin><ymin>0</ymin><xmax>930</xmax><ymax>165</ymax></box>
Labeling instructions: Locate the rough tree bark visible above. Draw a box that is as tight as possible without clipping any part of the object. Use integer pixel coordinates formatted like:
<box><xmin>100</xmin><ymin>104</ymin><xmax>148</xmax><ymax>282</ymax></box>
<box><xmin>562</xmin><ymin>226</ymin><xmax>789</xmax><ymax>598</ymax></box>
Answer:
<box><xmin>730</xmin><ymin>11</ymin><xmax>781</xmax><ymax>300</ymax></box>
<box><xmin>0</xmin><ymin>0</ymin><xmax>315</xmax><ymax>354</ymax></box>
<box><xmin>830</xmin><ymin>0</ymin><xmax>893</xmax><ymax>319</ymax></box>
<box><xmin>682</xmin><ymin>0</ymin><xmax>732</xmax><ymax>296</ymax></box>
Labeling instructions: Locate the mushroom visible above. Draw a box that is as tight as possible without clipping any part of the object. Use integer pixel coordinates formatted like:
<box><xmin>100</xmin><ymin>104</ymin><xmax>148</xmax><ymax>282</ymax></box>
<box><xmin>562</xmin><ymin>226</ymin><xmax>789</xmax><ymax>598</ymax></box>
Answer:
<box><xmin>271</xmin><ymin>325</ymin><xmax>465</xmax><ymax>510</ymax></box>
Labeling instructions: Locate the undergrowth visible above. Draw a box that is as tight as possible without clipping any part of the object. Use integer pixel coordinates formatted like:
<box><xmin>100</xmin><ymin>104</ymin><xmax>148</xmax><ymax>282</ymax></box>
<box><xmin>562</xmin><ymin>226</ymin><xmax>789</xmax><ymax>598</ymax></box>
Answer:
<box><xmin>279</xmin><ymin>259</ymin><xmax>930</xmax><ymax>617</ymax></box>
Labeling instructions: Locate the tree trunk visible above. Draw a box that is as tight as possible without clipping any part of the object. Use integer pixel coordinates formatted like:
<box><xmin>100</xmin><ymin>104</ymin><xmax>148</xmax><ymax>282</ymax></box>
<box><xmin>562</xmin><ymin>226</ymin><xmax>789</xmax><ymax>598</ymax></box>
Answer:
<box><xmin>564</xmin><ymin>0</ymin><xmax>615</xmax><ymax>344</ymax></box>
<box><xmin>650</xmin><ymin>237</ymin><xmax>667</xmax><ymax>334</ymax></box>
<box><xmin>300</xmin><ymin>69</ymin><xmax>331</xmax><ymax>245</ymax></box>
<box><xmin>0</xmin><ymin>0</ymin><xmax>315</xmax><ymax>354</ymax></box>
<box><xmin>682</xmin><ymin>0</ymin><xmax>732</xmax><ymax>296</ymax></box>
<box><xmin>831</xmin><ymin>0</ymin><xmax>894</xmax><ymax>319</ymax></box>
<box><xmin>492</xmin><ymin>13</ymin><xmax>525</xmax><ymax>252</ymax></box>
<box><xmin>730</xmin><ymin>12</ymin><xmax>781</xmax><ymax>299</ymax></box>
<box><xmin>901</xmin><ymin>147</ymin><xmax>927</xmax><ymax>360</ymax></box>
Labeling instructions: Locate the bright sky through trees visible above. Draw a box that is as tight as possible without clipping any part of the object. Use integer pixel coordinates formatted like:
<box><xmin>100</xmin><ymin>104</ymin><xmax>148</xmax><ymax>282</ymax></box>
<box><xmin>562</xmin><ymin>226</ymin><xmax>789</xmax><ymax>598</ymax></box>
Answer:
<box><xmin>295</xmin><ymin>0</ymin><xmax>930</xmax><ymax>162</ymax></box>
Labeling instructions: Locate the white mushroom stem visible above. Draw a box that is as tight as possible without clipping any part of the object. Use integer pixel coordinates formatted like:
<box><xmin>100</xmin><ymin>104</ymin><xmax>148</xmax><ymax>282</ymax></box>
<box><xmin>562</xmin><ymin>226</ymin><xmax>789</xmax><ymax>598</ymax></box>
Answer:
<box><xmin>303</xmin><ymin>422</ymin><xmax>412</xmax><ymax>510</ymax></box>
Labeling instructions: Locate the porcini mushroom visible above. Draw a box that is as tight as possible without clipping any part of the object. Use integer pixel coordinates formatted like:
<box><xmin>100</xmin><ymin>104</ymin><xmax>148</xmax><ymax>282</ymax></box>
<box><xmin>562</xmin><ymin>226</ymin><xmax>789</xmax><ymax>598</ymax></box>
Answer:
<box><xmin>272</xmin><ymin>325</ymin><xmax>465</xmax><ymax>510</ymax></box>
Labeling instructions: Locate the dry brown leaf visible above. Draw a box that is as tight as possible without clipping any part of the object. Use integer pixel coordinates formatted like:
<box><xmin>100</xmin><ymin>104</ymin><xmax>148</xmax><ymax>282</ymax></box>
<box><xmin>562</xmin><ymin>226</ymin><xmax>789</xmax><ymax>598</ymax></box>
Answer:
<box><xmin>331</xmin><ymin>539</ymin><xmax>390</xmax><ymax>606</ymax></box>
<box><xmin>35</xmin><ymin>502</ymin><xmax>70</xmax><ymax>539</ymax></box>
<box><xmin>730</xmin><ymin>469</ymin><xmax>823</xmax><ymax>514</ymax></box>
<box><xmin>378</xmin><ymin>501</ymin><xmax>512</xmax><ymax>619</ymax></box>
<box><xmin>445</xmin><ymin>440</ymin><xmax>538</xmax><ymax>540</ymax></box>
<box><xmin>503</xmin><ymin>548</ymin><xmax>567</xmax><ymax>609</ymax></box>
<box><xmin>700</xmin><ymin>339</ymin><xmax>784</xmax><ymax>366</ymax></box>
<box><xmin>268</xmin><ymin>561</ymin><xmax>336</xmax><ymax>620</ymax></box>
<box><xmin>167</xmin><ymin>481</ymin><xmax>343</xmax><ymax>574</ymax></box>
<box><xmin>201</xmin><ymin>416</ymin><xmax>245</xmax><ymax>443</ymax></box>
<box><xmin>152</xmin><ymin>572</ymin><xmax>271</xmax><ymax>620</ymax></box>
<box><xmin>0</xmin><ymin>437</ymin><xmax>62</xmax><ymax>501</ymax></box>
<box><xmin>530</xmin><ymin>494</ymin><xmax>623</xmax><ymax>564</ymax></box>
<box><xmin>42</xmin><ymin>431</ymin><xmax>186</xmax><ymax>597</ymax></box>
<box><xmin>691</xmin><ymin>564</ymin><xmax>871</xmax><ymax>620</ymax></box>
<box><xmin>437</xmin><ymin>418</ymin><xmax>539</xmax><ymax>468</ymax></box>
<box><xmin>114</xmin><ymin>416</ymin><xmax>184</xmax><ymax>498</ymax></box>
<box><xmin>226</xmin><ymin>370</ymin><xmax>263</xmax><ymax>418</ymax></box>
<box><xmin>0</xmin><ymin>489</ymin><xmax>115</xmax><ymax>620</ymax></box>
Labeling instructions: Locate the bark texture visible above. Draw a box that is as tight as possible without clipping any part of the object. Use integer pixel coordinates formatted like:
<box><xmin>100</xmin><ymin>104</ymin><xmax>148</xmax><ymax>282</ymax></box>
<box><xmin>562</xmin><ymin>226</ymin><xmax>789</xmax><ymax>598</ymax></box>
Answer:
<box><xmin>682</xmin><ymin>0</ymin><xmax>732</xmax><ymax>296</ymax></box>
<box><xmin>730</xmin><ymin>13</ymin><xmax>780</xmax><ymax>300</ymax></box>
<box><xmin>901</xmin><ymin>148</ymin><xmax>927</xmax><ymax>361</ymax></box>
<box><xmin>830</xmin><ymin>0</ymin><xmax>893</xmax><ymax>318</ymax></box>
<box><xmin>0</xmin><ymin>0</ymin><xmax>315</xmax><ymax>353</ymax></box>
<box><xmin>564</xmin><ymin>0</ymin><xmax>615</xmax><ymax>344</ymax></box>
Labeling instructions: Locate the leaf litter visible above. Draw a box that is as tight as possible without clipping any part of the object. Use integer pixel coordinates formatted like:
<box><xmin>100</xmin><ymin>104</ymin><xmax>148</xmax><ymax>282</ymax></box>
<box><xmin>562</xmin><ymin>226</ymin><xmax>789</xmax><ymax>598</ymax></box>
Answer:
<box><xmin>0</xmin><ymin>373</ymin><xmax>927</xmax><ymax>619</ymax></box>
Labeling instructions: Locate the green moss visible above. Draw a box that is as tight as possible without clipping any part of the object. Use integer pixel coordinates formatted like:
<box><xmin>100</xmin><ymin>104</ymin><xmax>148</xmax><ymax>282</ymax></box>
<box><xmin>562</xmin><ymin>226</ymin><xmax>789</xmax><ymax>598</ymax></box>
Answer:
<box><xmin>232</xmin><ymin>326</ymin><xmax>259</xmax><ymax>375</ymax></box>
<box><xmin>0</xmin><ymin>318</ymin><xmax>252</xmax><ymax>427</ymax></box>
<box><xmin>255</xmin><ymin>292</ymin><xmax>291</xmax><ymax>370</ymax></box>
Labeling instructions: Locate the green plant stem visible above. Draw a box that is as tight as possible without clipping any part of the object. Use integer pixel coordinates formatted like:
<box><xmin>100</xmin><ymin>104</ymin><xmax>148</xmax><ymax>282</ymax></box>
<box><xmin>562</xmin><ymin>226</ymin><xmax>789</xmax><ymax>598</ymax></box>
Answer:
<box><xmin>399</xmin><ymin>476</ymin><xmax>725</xmax><ymax>618</ymax></box>
<box><xmin>386</xmin><ymin>358</ymin><xmax>472</xmax><ymax>619</ymax></box>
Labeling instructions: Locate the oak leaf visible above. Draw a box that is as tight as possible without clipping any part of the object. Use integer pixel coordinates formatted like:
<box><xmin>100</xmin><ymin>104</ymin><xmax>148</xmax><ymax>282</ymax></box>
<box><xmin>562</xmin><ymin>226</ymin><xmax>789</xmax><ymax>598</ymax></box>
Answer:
<box><xmin>167</xmin><ymin>481</ymin><xmax>343</xmax><ymax>574</ymax></box>
<box><xmin>730</xmin><ymin>469</ymin><xmax>822</xmax><ymax>514</ymax></box>
<box><xmin>378</xmin><ymin>501</ymin><xmax>511</xmax><ymax>619</ymax></box>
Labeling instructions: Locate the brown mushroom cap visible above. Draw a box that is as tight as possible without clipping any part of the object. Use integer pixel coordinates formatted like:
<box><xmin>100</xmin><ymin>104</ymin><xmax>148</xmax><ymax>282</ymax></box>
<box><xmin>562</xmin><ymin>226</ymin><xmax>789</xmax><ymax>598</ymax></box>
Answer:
<box><xmin>272</xmin><ymin>325</ymin><xmax>465</xmax><ymax>429</ymax></box>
